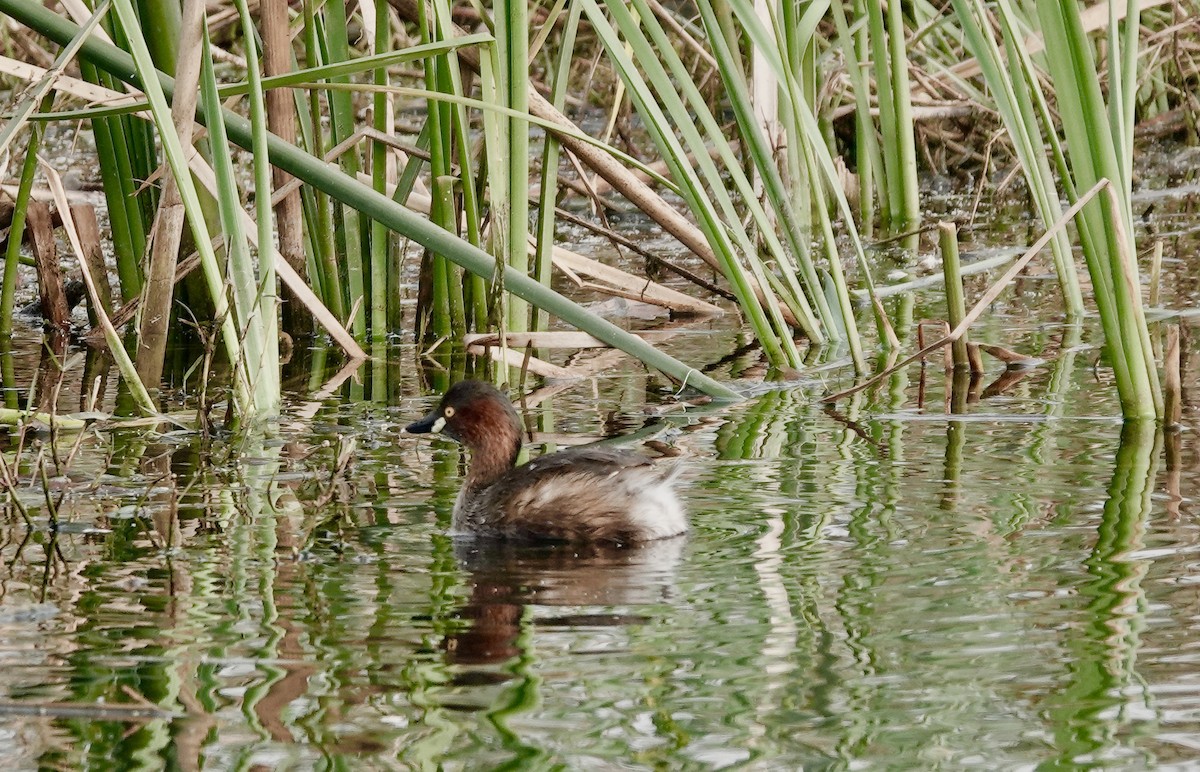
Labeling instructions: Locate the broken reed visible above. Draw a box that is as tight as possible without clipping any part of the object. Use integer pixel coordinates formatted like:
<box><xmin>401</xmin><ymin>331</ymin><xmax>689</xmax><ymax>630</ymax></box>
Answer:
<box><xmin>938</xmin><ymin>222</ymin><xmax>969</xmax><ymax>371</ymax></box>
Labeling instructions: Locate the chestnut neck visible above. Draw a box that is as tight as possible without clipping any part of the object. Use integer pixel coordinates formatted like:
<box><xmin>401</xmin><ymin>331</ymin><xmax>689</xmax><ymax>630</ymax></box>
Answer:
<box><xmin>460</xmin><ymin>404</ymin><xmax>522</xmax><ymax>490</ymax></box>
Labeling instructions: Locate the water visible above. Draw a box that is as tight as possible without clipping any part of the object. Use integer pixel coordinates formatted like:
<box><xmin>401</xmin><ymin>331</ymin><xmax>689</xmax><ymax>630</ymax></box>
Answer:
<box><xmin>2</xmin><ymin>141</ymin><xmax>1200</xmax><ymax>767</ymax></box>
<box><xmin>0</xmin><ymin>321</ymin><xmax>1197</xmax><ymax>769</ymax></box>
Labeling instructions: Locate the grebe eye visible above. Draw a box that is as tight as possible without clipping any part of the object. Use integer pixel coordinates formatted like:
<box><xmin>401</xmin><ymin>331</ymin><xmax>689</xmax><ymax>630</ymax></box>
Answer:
<box><xmin>444</xmin><ymin>406</ymin><xmax>455</xmax><ymax>418</ymax></box>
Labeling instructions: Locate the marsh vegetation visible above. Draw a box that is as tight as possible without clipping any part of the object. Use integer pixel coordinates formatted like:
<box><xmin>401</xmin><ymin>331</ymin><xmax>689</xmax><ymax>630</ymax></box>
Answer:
<box><xmin>0</xmin><ymin>0</ymin><xmax>1199</xmax><ymax>766</ymax></box>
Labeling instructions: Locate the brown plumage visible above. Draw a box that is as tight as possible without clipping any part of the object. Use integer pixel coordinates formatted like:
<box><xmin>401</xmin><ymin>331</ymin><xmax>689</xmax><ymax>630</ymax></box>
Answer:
<box><xmin>405</xmin><ymin>381</ymin><xmax>686</xmax><ymax>544</ymax></box>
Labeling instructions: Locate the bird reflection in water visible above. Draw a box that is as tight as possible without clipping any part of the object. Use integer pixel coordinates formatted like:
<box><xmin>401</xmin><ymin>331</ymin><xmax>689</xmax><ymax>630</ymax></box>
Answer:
<box><xmin>442</xmin><ymin>537</ymin><xmax>685</xmax><ymax>681</ymax></box>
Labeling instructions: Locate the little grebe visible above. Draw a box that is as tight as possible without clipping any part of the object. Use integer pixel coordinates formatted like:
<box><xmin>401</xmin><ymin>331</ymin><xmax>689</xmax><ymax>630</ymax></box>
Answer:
<box><xmin>405</xmin><ymin>381</ymin><xmax>686</xmax><ymax>544</ymax></box>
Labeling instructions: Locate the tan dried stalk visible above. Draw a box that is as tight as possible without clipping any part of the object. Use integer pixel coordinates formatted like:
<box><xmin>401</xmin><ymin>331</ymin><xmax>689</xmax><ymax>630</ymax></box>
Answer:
<box><xmin>135</xmin><ymin>0</ymin><xmax>205</xmax><ymax>393</ymax></box>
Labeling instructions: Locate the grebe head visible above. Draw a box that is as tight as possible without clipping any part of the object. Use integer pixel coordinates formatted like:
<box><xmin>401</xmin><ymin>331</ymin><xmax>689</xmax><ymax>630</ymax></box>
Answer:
<box><xmin>405</xmin><ymin>381</ymin><xmax>523</xmax><ymax>482</ymax></box>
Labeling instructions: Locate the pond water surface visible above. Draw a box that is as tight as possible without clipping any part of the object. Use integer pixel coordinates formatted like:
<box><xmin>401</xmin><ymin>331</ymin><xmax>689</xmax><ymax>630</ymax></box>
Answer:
<box><xmin>2</xmin><ymin>154</ymin><xmax>1200</xmax><ymax>768</ymax></box>
<box><xmin>0</xmin><ymin>314</ymin><xmax>1197</xmax><ymax>770</ymax></box>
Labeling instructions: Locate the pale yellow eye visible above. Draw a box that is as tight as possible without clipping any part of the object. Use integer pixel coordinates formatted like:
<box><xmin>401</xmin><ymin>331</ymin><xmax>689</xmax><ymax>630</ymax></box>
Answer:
<box><xmin>444</xmin><ymin>406</ymin><xmax>456</xmax><ymax>418</ymax></box>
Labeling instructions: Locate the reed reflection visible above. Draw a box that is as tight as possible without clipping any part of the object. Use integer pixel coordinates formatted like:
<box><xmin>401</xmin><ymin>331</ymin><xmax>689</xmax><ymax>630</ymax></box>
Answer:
<box><xmin>1046</xmin><ymin>421</ymin><xmax>1161</xmax><ymax>766</ymax></box>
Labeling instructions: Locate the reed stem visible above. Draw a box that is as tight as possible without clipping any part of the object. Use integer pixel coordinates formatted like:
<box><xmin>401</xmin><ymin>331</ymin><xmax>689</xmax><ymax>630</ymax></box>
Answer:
<box><xmin>0</xmin><ymin>126</ymin><xmax>44</xmax><ymax>337</ymax></box>
<box><xmin>938</xmin><ymin>222</ymin><xmax>969</xmax><ymax>370</ymax></box>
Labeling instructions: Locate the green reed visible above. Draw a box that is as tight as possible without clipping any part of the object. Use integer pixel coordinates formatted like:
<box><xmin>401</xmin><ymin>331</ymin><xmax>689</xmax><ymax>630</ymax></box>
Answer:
<box><xmin>951</xmin><ymin>0</ymin><xmax>1158</xmax><ymax>419</ymax></box>
<box><xmin>4</xmin><ymin>0</ymin><xmax>743</xmax><ymax>400</ymax></box>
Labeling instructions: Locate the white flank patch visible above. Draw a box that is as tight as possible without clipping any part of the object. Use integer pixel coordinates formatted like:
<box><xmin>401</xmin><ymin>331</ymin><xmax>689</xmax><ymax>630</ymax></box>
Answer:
<box><xmin>627</xmin><ymin>480</ymin><xmax>687</xmax><ymax>540</ymax></box>
<box><xmin>523</xmin><ymin>475</ymin><xmax>580</xmax><ymax>510</ymax></box>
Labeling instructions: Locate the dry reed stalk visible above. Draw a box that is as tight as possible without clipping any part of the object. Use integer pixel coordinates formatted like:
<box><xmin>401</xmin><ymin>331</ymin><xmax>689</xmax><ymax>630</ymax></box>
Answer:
<box><xmin>466</xmin><ymin>345</ymin><xmax>574</xmax><ymax>379</ymax></box>
<box><xmin>548</xmin><ymin>243</ymin><xmax>724</xmax><ymax>316</ymax></box>
<box><xmin>26</xmin><ymin>202</ymin><xmax>70</xmax><ymax>330</ymax></box>
<box><xmin>468</xmin><ymin>332</ymin><xmax>647</xmax><ymax>380</ymax></box>
<box><xmin>977</xmin><ymin>343</ymin><xmax>1039</xmax><ymax>366</ymax></box>
<box><xmin>0</xmin><ymin>54</ymin><xmax>145</xmax><ymax>107</ymax></box>
<box><xmin>68</xmin><ymin>204</ymin><xmax>112</xmax><ymax>324</ymax></box>
<box><xmin>1165</xmin><ymin>324</ymin><xmax>1182</xmax><ymax>428</ymax></box>
<box><xmin>528</xmin><ymin>87</ymin><xmax>801</xmax><ymax>325</ymax></box>
<box><xmin>134</xmin><ymin>0</ymin><xmax>205</xmax><ymax>392</ymax></box>
<box><xmin>545</xmin><ymin>200</ymin><xmax>734</xmax><ymax>300</ymax></box>
<box><xmin>642</xmin><ymin>0</ymin><xmax>717</xmax><ymax>70</ymax></box>
<box><xmin>3</xmin><ymin>26</ymin><xmax>55</xmax><ymax>69</ymax></box>
<box><xmin>0</xmin><ymin>184</ymin><xmax>92</xmax><ymax>207</ymax></box>
<box><xmin>260</xmin><ymin>0</ymin><xmax>311</xmax><ymax>338</ymax></box>
<box><xmin>967</xmin><ymin>343</ymin><xmax>985</xmax><ymax>374</ymax></box>
<box><xmin>582</xmin><ymin>145</ymin><xmax>726</xmax><ymax>197</ymax></box>
<box><xmin>464</xmin><ymin>330</ymin><xmax>678</xmax><ymax>349</ymax></box>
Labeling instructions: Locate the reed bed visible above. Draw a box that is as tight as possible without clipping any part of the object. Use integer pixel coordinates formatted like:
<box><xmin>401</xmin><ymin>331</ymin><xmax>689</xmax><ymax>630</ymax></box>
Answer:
<box><xmin>0</xmin><ymin>0</ymin><xmax>1195</xmax><ymax>418</ymax></box>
